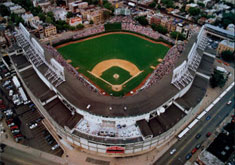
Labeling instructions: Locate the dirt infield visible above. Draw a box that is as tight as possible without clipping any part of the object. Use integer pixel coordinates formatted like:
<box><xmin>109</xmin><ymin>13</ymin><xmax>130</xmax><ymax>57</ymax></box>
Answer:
<box><xmin>55</xmin><ymin>32</ymin><xmax>172</xmax><ymax>49</ymax></box>
<box><xmin>91</xmin><ymin>59</ymin><xmax>141</xmax><ymax>76</ymax></box>
<box><xmin>89</xmin><ymin>59</ymin><xmax>143</xmax><ymax>92</ymax></box>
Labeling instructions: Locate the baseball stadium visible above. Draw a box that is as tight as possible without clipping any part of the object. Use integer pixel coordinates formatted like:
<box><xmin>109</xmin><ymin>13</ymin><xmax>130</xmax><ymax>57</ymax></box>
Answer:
<box><xmin>10</xmin><ymin>21</ymin><xmax>215</xmax><ymax>157</ymax></box>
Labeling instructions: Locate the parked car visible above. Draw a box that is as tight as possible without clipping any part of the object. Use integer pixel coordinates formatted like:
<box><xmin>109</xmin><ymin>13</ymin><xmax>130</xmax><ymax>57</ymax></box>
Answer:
<box><xmin>0</xmin><ymin>143</ymin><xmax>6</xmax><ymax>153</ymax></box>
<box><xmin>195</xmin><ymin>133</ymin><xmax>201</xmax><ymax>139</ymax></box>
<box><xmin>29</xmin><ymin>122</ymin><xmax>38</xmax><ymax>129</ymax></box>
<box><xmin>191</xmin><ymin>148</ymin><xmax>197</xmax><ymax>154</ymax></box>
<box><xmin>29</xmin><ymin>103</ymin><xmax>35</xmax><ymax>108</ymax></box>
<box><xmin>46</xmin><ymin>136</ymin><xmax>54</xmax><ymax>142</ymax></box>
<box><xmin>206</xmin><ymin>116</ymin><xmax>211</xmax><ymax>121</ymax></box>
<box><xmin>6</xmin><ymin>85</ymin><xmax>13</xmax><ymax>90</ymax></box>
<box><xmin>195</xmin><ymin>143</ymin><xmax>201</xmax><ymax>149</ymax></box>
<box><xmin>4</xmin><ymin>72</ymin><xmax>10</xmax><ymax>77</ymax></box>
<box><xmin>206</xmin><ymin>132</ymin><xmax>212</xmax><ymax>137</ymax></box>
<box><xmin>185</xmin><ymin>153</ymin><xmax>192</xmax><ymax>160</ymax></box>
<box><xmin>9</xmin><ymin>90</ymin><xmax>13</xmax><ymax>96</ymax></box>
<box><xmin>12</xmin><ymin>131</ymin><xmax>21</xmax><ymax>136</ymax></box>
<box><xmin>51</xmin><ymin>144</ymin><xmax>59</xmax><ymax>150</ymax></box>
<box><xmin>35</xmin><ymin>117</ymin><xmax>44</xmax><ymax>123</ymax></box>
<box><xmin>0</xmin><ymin>112</ymin><xmax>3</xmax><ymax>121</ymax></box>
<box><xmin>48</xmin><ymin>139</ymin><xmax>55</xmax><ymax>145</ymax></box>
<box><xmin>0</xmin><ymin>104</ymin><xmax>6</xmax><ymax>110</ymax></box>
<box><xmin>227</xmin><ymin>100</ymin><xmax>232</xmax><ymax>105</ymax></box>
<box><xmin>2</xmin><ymin>80</ymin><xmax>11</xmax><ymax>87</ymax></box>
<box><xmin>43</xmin><ymin>130</ymin><xmax>49</xmax><ymax>136</ymax></box>
<box><xmin>14</xmin><ymin>134</ymin><xmax>23</xmax><ymax>138</ymax></box>
<box><xmin>10</xmin><ymin>125</ymin><xmax>19</xmax><ymax>130</ymax></box>
<box><xmin>8</xmin><ymin>122</ymin><xmax>15</xmax><ymax>127</ymax></box>
<box><xmin>6</xmin><ymin>114</ymin><xmax>13</xmax><ymax>120</ymax></box>
<box><xmin>11</xmin><ymin>129</ymin><xmax>20</xmax><ymax>134</ymax></box>
<box><xmin>170</xmin><ymin>148</ymin><xmax>176</xmax><ymax>155</ymax></box>
<box><xmin>15</xmin><ymin>136</ymin><xmax>24</xmax><ymax>142</ymax></box>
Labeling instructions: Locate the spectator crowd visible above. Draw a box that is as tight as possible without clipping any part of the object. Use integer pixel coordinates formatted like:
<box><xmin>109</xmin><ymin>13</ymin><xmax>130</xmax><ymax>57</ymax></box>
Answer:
<box><xmin>44</xmin><ymin>45</ymin><xmax>101</xmax><ymax>94</ymax></box>
<box><xmin>73</xmin><ymin>25</ymin><xmax>105</xmax><ymax>39</ymax></box>
<box><xmin>143</xmin><ymin>43</ymin><xmax>186</xmax><ymax>89</ymax></box>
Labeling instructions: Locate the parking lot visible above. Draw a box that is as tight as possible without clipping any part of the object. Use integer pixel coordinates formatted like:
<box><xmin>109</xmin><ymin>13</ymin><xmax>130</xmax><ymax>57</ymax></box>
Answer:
<box><xmin>0</xmin><ymin>61</ymin><xmax>63</xmax><ymax>157</ymax></box>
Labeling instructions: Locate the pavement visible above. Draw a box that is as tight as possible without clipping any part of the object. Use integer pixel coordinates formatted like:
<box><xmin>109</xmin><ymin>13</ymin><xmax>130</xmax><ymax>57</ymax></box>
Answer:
<box><xmin>0</xmin><ymin>145</ymin><xmax>62</xmax><ymax>165</ymax></box>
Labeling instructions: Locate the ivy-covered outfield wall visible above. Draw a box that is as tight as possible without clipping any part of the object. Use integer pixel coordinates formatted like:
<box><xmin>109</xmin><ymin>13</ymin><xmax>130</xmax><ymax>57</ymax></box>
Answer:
<box><xmin>104</xmin><ymin>22</ymin><xmax>122</xmax><ymax>31</ymax></box>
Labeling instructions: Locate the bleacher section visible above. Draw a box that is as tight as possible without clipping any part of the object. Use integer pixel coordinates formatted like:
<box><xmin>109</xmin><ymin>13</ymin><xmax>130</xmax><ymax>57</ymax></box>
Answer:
<box><xmin>15</xmin><ymin>23</ymin><xmax>65</xmax><ymax>87</ymax></box>
<box><xmin>171</xmin><ymin>61</ymin><xmax>194</xmax><ymax>90</ymax></box>
<box><xmin>197</xmin><ymin>55</ymin><xmax>215</xmax><ymax>76</ymax></box>
<box><xmin>187</xmin><ymin>43</ymin><xmax>202</xmax><ymax>72</ymax></box>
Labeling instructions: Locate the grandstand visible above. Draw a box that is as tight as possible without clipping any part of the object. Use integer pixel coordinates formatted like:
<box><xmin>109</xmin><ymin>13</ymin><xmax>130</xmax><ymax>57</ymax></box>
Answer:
<box><xmin>9</xmin><ymin>22</ymin><xmax>215</xmax><ymax>156</ymax></box>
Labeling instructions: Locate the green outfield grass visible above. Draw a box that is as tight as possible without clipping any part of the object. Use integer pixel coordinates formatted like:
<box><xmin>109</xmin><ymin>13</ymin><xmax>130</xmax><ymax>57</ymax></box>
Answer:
<box><xmin>57</xmin><ymin>33</ymin><xmax>169</xmax><ymax>96</ymax></box>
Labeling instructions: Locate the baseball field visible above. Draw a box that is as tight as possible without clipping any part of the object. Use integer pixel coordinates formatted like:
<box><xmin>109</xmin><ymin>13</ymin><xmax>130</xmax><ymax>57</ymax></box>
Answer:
<box><xmin>57</xmin><ymin>32</ymin><xmax>170</xmax><ymax>96</ymax></box>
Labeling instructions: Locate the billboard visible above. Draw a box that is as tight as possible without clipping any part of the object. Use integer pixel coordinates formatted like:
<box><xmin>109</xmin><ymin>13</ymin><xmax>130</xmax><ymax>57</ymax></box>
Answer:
<box><xmin>70</xmin><ymin>17</ymin><xmax>82</xmax><ymax>26</ymax></box>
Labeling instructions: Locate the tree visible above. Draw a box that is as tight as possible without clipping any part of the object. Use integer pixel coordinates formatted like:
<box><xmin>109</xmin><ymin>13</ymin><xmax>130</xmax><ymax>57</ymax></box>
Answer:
<box><xmin>10</xmin><ymin>13</ymin><xmax>24</xmax><ymax>26</ymax></box>
<box><xmin>103</xmin><ymin>0</ymin><xmax>114</xmax><ymax>12</ymax></box>
<box><xmin>7</xmin><ymin>21</ymin><xmax>15</xmax><ymax>31</ymax></box>
<box><xmin>151</xmin><ymin>23</ymin><xmax>157</xmax><ymax>31</ymax></box>
<box><xmin>170</xmin><ymin>32</ymin><xmax>185</xmax><ymax>40</ymax></box>
<box><xmin>0</xmin><ymin>5</ymin><xmax>10</xmax><ymax>16</ymax></box>
<box><xmin>149</xmin><ymin>2</ymin><xmax>156</xmax><ymax>8</ymax></box>
<box><xmin>38</xmin><ymin>12</ymin><xmax>46</xmax><ymax>22</ymax></box>
<box><xmin>45</xmin><ymin>16</ymin><xmax>53</xmax><ymax>24</ymax></box>
<box><xmin>188</xmin><ymin>7</ymin><xmax>200</xmax><ymax>16</ymax></box>
<box><xmin>136</xmin><ymin>16</ymin><xmax>148</xmax><ymax>26</ymax></box>
<box><xmin>67</xmin><ymin>12</ymin><xmax>73</xmax><ymax>18</ymax></box>
<box><xmin>156</xmin><ymin>25</ymin><xmax>168</xmax><ymax>34</ymax></box>
<box><xmin>180</xmin><ymin>5</ymin><xmax>185</xmax><ymax>12</ymax></box>
<box><xmin>69</xmin><ymin>26</ymin><xmax>76</xmax><ymax>31</ymax></box>
<box><xmin>103</xmin><ymin>10</ymin><xmax>111</xmax><ymax>20</ymax></box>
<box><xmin>151</xmin><ymin>24</ymin><xmax>168</xmax><ymax>34</ymax></box>
<box><xmin>210</xmin><ymin>69</ymin><xmax>228</xmax><ymax>88</ymax></box>
<box><xmin>83</xmin><ymin>0</ymin><xmax>99</xmax><ymax>5</ymax></box>
<box><xmin>76</xmin><ymin>24</ymin><xmax>84</xmax><ymax>30</ymax></box>
<box><xmin>221</xmin><ymin>12</ymin><xmax>235</xmax><ymax>28</ymax></box>
<box><xmin>47</xmin><ymin>11</ymin><xmax>54</xmax><ymax>18</ymax></box>
<box><xmin>157</xmin><ymin>4</ymin><xmax>161</xmax><ymax>9</ymax></box>
<box><xmin>197</xmin><ymin>2</ymin><xmax>205</xmax><ymax>8</ymax></box>
<box><xmin>221</xmin><ymin>50</ymin><xmax>234</xmax><ymax>62</ymax></box>
<box><xmin>89</xmin><ymin>20</ymin><xmax>94</xmax><ymax>24</ymax></box>
<box><xmin>161</xmin><ymin>0</ymin><xmax>174</xmax><ymax>8</ymax></box>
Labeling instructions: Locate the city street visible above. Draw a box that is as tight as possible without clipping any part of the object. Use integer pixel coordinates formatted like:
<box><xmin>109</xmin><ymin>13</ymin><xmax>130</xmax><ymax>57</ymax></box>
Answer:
<box><xmin>0</xmin><ymin>145</ymin><xmax>61</xmax><ymax>165</ymax></box>
<box><xmin>155</xmin><ymin>86</ymin><xmax>234</xmax><ymax>165</ymax></box>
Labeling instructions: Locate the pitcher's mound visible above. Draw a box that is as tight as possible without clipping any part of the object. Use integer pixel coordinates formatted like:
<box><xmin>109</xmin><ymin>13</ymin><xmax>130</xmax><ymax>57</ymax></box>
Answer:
<box><xmin>113</xmin><ymin>73</ymin><xmax>119</xmax><ymax>79</ymax></box>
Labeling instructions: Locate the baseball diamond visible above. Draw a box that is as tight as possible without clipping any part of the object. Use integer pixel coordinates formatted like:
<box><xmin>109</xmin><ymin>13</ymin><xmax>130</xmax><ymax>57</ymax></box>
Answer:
<box><xmin>57</xmin><ymin>32</ymin><xmax>170</xmax><ymax>96</ymax></box>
